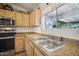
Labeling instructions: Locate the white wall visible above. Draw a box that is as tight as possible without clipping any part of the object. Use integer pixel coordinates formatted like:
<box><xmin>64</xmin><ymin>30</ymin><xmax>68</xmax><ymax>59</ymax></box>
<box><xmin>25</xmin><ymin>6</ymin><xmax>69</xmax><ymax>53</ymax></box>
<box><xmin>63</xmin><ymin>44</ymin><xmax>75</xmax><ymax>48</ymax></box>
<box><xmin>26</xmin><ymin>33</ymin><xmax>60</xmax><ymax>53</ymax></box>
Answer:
<box><xmin>15</xmin><ymin>27</ymin><xmax>41</xmax><ymax>32</ymax></box>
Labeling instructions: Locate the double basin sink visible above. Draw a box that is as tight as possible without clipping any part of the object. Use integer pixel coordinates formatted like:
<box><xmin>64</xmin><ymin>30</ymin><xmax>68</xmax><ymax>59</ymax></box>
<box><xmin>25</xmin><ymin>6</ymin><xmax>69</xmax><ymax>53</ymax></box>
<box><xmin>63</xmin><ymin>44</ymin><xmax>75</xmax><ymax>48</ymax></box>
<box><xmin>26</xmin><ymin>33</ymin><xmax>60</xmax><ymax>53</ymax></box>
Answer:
<box><xmin>33</xmin><ymin>36</ymin><xmax>65</xmax><ymax>52</ymax></box>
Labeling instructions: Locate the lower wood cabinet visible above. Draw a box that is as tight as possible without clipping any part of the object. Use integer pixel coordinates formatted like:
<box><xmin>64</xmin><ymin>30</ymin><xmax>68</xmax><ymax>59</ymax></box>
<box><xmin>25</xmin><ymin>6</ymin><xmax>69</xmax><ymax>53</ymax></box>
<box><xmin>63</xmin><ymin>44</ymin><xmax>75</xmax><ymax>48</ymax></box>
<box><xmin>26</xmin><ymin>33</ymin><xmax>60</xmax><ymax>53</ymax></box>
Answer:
<box><xmin>15</xmin><ymin>52</ymin><xmax>26</xmax><ymax>56</ymax></box>
<box><xmin>26</xmin><ymin>38</ymin><xmax>34</xmax><ymax>56</ymax></box>
<box><xmin>15</xmin><ymin>35</ymin><xmax>43</xmax><ymax>56</ymax></box>
<box><xmin>34</xmin><ymin>47</ymin><xmax>43</xmax><ymax>56</ymax></box>
<box><xmin>26</xmin><ymin>35</ymin><xmax>44</xmax><ymax>56</ymax></box>
<box><xmin>15</xmin><ymin>36</ymin><xmax>26</xmax><ymax>53</ymax></box>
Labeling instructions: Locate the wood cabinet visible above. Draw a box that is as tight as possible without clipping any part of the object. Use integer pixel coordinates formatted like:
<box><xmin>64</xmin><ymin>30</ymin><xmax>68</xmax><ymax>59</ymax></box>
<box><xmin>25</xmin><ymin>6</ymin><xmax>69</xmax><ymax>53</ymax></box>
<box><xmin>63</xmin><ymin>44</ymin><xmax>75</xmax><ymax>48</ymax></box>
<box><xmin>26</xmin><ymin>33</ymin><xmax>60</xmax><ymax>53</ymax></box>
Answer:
<box><xmin>26</xmin><ymin>37</ymin><xmax>34</xmax><ymax>56</ymax></box>
<box><xmin>0</xmin><ymin>9</ymin><xmax>6</xmax><ymax>16</ymax></box>
<box><xmin>0</xmin><ymin>9</ymin><xmax>15</xmax><ymax>19</ymax></box>
<box><xmin>34</xmin><ymin>47</ymin><xmax>43</xmax><ymax>56</ymax></box>
<box><xmin>34</xmin><ymin>8</ymin><xmax>41</xmax><ymax>26</ymax></box>
<box><xmin>15</xmin><ymin>36</ymin><xmax>25</xmax><ymax>53</ymax></box>
<box><xmin>0</xmin><ymin>9</ymin><xmax>41</xmax><ymax>27</ymax></box>
<box><xmin>30</xmin><ymin>8</ymin><xmax>41</xmax><ymax>27</ymax></box>
<box><xmin>5</xmin><ymin>10</ymin><xmax>15</xmax><ymax>19</ymax></box>
<box><xmin>26</xmin><ymin>34</ymin><xmax>44</xmax><ymax>56</ymax></box>
<box><xmin>25</xmin><ymin>37</ymin><xmax>29</xmax><ymax>55</ymax></box>
<box><xmin>15</xmin><ymin>52</ymin><xmax>26</xmax><ymax>56</ymax></box>
<box><xmin>23</xmin><ymin>14</ymin><xmax>29</xmax><ymax>27</ymax></box>
<box><xmin>30</xmin><ymin>11</ymin><xmax>35</xmax><ymax>27</ymax></box>
<box><xmin>15</xmin><ymin>12</ymin><xmax>23</xmax><ymax>26</ymax></box>
<box><xmin>15</xmin><ymin>12</ymin><xmax>30</xmax><ymax>27</ymax></box>
<box><xmin>0</xmin><ymin>9</ymin><xmax>30</xmax><ymax>27</ymax></box>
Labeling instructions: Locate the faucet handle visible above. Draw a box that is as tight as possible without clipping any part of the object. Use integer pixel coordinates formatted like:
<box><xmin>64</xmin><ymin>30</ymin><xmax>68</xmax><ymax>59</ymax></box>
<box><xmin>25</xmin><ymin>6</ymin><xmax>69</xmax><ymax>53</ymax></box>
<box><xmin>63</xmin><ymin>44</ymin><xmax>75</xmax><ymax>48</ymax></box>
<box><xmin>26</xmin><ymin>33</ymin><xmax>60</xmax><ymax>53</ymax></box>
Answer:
<box><xmin>48</xmin><ymin>35</ymin><xmax>54</xmax><ymax>39</ymax></box>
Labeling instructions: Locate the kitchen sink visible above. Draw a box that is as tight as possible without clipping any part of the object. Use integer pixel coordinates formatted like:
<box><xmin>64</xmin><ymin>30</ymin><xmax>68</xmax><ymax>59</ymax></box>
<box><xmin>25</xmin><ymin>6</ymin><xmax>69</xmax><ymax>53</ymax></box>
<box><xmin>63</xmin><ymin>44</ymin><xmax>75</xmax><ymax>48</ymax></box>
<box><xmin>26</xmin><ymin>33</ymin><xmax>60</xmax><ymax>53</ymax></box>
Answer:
<box><xmin>35</xmin><ymin>38</ymin><xmax>47</xmax><ymax>43</ymax></box>
<box><xmin>34</xmin><ymin>37</ymin><xmax>48</xmax><ymax>43</ymax></box>
<box><xmin>39</xmin><ymin>39</ymin><xmax>63</xmax><ymax>46</ymax></box>
<box><xmin>34</xmin><ymin>36</ymin><xmax>65</xmax><ymax>52</ymax></box>
<box><xmin>37</xmin><ymin>39</ymin><xmax>65</xmax><ymax>52</ymax></box>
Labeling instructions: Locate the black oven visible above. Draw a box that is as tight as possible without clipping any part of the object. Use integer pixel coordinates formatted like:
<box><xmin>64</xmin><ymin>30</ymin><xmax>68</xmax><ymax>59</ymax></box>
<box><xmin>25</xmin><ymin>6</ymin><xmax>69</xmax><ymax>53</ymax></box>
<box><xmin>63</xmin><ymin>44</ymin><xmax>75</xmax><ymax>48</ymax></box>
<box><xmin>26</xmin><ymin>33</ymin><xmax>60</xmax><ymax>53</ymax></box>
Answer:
<box><xmin>0</xmin><ymin>38</ymin><xmax>15</xmax><ymax>52</ymax></box>
<box><xmin>0</xmin><ymin>33</ymin><xmax>15</xmax><ymax>52</ymax></box>
<box><xmin>0</xmin><ymin>17</ymin><xmax>16</xmax><ymax>56</ymax></box>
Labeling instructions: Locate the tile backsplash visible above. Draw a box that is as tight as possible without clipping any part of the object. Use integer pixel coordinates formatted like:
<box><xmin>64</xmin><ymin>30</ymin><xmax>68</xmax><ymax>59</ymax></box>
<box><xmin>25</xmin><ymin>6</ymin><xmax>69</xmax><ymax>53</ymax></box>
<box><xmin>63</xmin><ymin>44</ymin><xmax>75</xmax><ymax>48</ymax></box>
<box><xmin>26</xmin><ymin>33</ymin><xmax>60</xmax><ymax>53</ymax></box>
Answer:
<box><xmin>15</xmin><ymin>27</ymin><xmax>40</xmax><ymax>32</ymax></box>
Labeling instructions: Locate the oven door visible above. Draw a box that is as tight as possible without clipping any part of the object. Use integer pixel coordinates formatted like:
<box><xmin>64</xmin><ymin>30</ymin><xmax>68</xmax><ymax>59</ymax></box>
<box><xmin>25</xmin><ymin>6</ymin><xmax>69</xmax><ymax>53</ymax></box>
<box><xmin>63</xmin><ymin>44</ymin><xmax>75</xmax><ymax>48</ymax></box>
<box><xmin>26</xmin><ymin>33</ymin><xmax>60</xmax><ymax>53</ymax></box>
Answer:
<box><xmin>0</xmin><ymin>38</ymin><xmax>15</xmax><ymax>52</ymax></box>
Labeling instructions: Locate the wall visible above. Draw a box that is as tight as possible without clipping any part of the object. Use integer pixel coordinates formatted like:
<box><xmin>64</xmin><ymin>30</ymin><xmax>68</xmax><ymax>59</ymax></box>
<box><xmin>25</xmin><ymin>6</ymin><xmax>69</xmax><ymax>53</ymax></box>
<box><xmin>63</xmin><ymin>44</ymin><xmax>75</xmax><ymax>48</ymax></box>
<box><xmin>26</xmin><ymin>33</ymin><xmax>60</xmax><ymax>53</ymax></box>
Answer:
<box><xmin>15</xmin><ymin>27</ymin><xmax>41</xmax><ymax>32</ymax></box>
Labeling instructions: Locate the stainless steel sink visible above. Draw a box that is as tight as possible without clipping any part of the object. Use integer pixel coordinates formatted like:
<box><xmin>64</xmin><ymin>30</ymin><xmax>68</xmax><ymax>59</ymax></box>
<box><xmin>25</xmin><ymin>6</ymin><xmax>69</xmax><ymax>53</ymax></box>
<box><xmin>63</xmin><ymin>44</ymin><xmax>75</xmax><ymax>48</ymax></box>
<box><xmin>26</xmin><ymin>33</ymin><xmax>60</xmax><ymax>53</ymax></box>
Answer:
<box><xmin>34</xmin><ymin>36</ymin><xmax>65</xmax><ymax>52</ymax></box>
<box><xmin>34</xmin><ymin>37</ymin><xmax>47</xmax><ymax>43</ymax></box>
<box><xmin>37</xmin><ymin>39</ymin><xmax>65</xmax><ymax>52</ymax></box>
<box><xmin>39</xmin><ymin>39</ymin><xmax>63</xmax><ymax>46</ymax></box>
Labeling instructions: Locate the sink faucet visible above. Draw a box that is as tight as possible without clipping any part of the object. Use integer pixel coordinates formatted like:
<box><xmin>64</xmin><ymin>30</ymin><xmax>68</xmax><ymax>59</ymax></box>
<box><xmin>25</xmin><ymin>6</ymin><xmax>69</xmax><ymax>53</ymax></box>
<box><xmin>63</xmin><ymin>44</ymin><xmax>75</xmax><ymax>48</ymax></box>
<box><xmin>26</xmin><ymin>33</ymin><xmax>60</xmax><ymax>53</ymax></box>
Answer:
<box><xmin>48</xmin><ymin>35</ymin><xmax>54</xmax><ymax>39</ymax></box>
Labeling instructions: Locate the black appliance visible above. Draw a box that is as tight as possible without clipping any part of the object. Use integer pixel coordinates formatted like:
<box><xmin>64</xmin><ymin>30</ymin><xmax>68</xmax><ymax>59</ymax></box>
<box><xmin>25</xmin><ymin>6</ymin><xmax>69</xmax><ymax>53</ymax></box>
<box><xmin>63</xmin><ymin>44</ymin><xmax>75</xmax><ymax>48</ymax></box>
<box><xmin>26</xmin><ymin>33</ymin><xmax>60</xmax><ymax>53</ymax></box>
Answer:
<box><xmin>0</xmin><ymin>17</ymin><xmax>15</xmax><ymax>56</ymax></box>
<box><xmin>0</xmin><ymin>17</ymin><xmax>15</xmax><ymax>27</ymax></box>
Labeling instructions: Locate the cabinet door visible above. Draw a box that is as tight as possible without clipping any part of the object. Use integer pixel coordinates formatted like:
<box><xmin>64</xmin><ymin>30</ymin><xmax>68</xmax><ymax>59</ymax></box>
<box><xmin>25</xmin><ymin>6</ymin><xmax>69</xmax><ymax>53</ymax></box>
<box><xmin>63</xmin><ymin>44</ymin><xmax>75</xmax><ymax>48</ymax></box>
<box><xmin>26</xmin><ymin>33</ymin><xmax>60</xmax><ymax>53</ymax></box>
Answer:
<box><xmin>34</xmin><ymin>47</ymin><xmax>43</xmax><ymax>56</ymax></box>
<box><xmin>0</xmin><ymin>9</ymin><xmax>6</xmax><ymax>16</ymax></box>
<box><xmin>34</xmin><ymin>8</ymin><xmax>41</xmax><ymax>26</ymax></box>
<box><xmin>5</xmin><ymin>10</ymin><xmax>15</xmax><ymax>19</ymax></box>
<box><xmin>29</xmin><ymin>8</ymin><xmax>41</xmax><ymax>27</ymax></box>
<box><xmin>15</xmin><ymin>12</ymin><xmax>23</xmax><ymax>26</ymax></box>
<box><xmin>29</xmin><ymin>11</ymin><xmax>35</xmax><ymax>27</ymax></box>
<box><xmin>23</xmin><ymin>14</ymin><xmax>29</xmax><ymax>27</ymax></box>
<box><xmin>26</xmin><ymin>38</ymin><xmax>33</xmax><ymax>56</ymax></box>
<box><xmin>15</xmin><ymin>37</ymin><xmax>25</xmax><ymax>53</ymax></box>
<box><xmin>27</xmin><ymin>41</ymin><xmax>34</xmax><ymax>56</ymax></box>
<box><xmin>25</xmin><ymin>38</ymin><xmax>29</xmax><ymax>55</ymax></box>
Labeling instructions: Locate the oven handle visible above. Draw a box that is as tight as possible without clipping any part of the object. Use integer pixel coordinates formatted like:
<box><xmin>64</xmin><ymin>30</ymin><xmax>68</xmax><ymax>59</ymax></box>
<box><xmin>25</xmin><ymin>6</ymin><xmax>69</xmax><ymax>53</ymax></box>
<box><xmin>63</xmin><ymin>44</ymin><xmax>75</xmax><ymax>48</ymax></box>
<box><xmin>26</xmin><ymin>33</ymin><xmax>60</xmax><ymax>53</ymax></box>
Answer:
<box><xmin>0</xmin><ymin>36</ymin><xmax>15</xmax><ymax>39</ymax></box>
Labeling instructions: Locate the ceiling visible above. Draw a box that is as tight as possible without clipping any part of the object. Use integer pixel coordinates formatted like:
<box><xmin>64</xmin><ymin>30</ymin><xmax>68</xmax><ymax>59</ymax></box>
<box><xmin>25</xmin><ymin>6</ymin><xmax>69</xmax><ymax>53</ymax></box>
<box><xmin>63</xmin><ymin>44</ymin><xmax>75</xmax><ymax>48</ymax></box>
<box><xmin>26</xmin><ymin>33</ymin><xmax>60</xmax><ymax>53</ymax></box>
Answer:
<box><xmin>15</xmin><ymin>3</ymin><xmax>40</xmax><ymax>12</ymax></box>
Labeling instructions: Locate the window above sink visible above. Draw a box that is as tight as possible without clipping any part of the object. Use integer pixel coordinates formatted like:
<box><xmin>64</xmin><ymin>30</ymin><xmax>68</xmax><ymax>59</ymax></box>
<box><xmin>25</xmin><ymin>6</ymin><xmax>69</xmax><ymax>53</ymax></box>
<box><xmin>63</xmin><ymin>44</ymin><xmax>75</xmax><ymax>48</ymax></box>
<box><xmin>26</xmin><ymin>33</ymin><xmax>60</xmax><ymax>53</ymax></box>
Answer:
<box><xmin>45</xmin><ymin>3</ymin><xmax>79</xmax><ymax>29</ymax></box>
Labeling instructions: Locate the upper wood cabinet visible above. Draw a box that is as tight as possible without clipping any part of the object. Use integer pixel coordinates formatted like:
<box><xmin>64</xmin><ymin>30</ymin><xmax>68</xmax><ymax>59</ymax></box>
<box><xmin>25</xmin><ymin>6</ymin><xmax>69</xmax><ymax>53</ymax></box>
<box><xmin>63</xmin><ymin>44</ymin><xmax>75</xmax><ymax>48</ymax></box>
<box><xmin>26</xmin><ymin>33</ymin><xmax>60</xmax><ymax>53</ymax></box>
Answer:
<box><xmin>0</xmin><ymin>9</ymin><xmax>41</xmax><ymax>27</ymax></box>
<box><xmin>30</xmin><ymin>11</ymin><xmax>35</xmax><ymax>27</ymax></box>
<box><xmin>0</xmin><ymin>9</ymin><xmax>6</xmax><ymax>16</ymax></box>
<box><xmin>34</xmin><ymin>8</ymin><xmax>41</xmax><ymax>26</ymax></box>
<box><xmin>15</xmin><ymin>12</ymin><xmax>24</xmax><ymax>26</ymax></box>
<box><xmin>15</xmin><ymin>12</ymin><xmax>30</xmax><ymax>27</ymax></box>
<box><xmin>0</xmin><ymin>9</ymin><xmax>15</xmax><ymax>19</ymax></box>
<box><xmin>30</xmin><ymin>8</ymin><xmax>41</xmax><ymax>27</ymax></box>
<box><xmin>5</xmin><ymin>10</ymin><xmax>16</xmax><ymax>19</ymax></box>
<box><xmin>23</xmin><ymin>14</ymin><xmax>30</xmax><ymax>27</ymax></box>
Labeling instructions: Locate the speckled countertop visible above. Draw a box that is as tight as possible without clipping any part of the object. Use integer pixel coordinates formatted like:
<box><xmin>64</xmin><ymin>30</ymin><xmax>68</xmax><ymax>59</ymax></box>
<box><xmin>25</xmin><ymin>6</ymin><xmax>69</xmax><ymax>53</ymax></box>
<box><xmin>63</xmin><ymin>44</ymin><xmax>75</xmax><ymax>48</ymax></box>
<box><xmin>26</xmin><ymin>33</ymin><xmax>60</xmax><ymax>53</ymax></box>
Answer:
<box><xmin>51</xmin><ymin>43</ymin><xmax>79</xmax><ymax>56</ymax></box>
<box><xmin>16</xmin><ymin>32</ymin><xmax>79</xmax><ymax>40</ymax></box>
<box><xmin>26</xmin><ymin>34</ymin><xmax>79</xmax><ymax>56</ymax></box>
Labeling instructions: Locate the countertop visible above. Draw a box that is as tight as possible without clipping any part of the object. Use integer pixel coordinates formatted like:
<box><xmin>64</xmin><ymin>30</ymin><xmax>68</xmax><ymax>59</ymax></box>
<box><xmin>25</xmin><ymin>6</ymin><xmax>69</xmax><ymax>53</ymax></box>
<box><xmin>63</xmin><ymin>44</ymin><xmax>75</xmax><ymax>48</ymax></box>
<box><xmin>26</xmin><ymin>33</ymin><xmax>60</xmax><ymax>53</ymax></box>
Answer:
<box><xmin>26</xmin><ymin>34</ymin><xmax>79</xmax><ymax>56</ymax></box>
<box><xmin>35</xmin><ymin>32</ymin><xmax>79</xmax><ymax>40</ymax></box>
<box><xmin>16</xmin><ymin>31</ymin><xmax>79</xmax><ymax>40</ymax></box>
